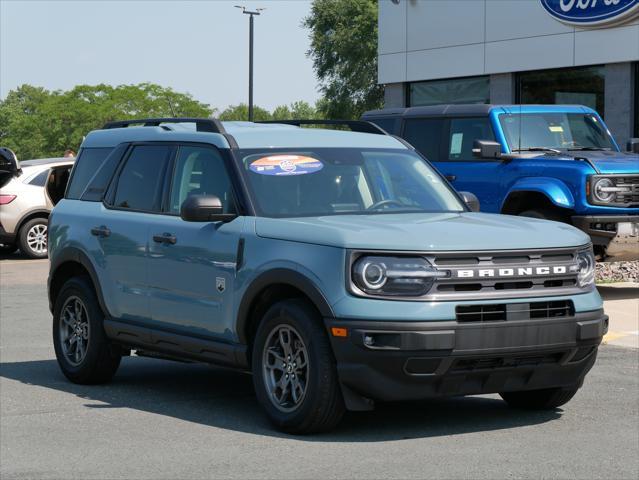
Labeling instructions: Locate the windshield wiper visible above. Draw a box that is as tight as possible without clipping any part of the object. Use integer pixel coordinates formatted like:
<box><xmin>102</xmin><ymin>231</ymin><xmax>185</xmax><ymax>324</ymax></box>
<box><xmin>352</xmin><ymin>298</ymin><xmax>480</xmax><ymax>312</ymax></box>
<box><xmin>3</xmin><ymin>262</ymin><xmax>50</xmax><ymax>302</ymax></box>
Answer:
<box><xmin>513</xmin><ymin>147</ymin><xmax>562</xmax><ymax>154</ymax></box>
<box><xmin>567</xmin><ymin>146</ymin><xmax>610</xmax><ymax>151</ymax></box>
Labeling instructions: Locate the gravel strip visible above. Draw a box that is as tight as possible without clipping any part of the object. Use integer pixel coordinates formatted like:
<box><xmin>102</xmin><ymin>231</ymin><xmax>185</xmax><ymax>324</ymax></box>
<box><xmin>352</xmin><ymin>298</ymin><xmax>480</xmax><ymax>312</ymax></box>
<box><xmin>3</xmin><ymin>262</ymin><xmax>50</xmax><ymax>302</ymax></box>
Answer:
<box><xmin>596</xmin><ymin>260</ymin><xmax>639</xmax><ymax>283</ymax></box>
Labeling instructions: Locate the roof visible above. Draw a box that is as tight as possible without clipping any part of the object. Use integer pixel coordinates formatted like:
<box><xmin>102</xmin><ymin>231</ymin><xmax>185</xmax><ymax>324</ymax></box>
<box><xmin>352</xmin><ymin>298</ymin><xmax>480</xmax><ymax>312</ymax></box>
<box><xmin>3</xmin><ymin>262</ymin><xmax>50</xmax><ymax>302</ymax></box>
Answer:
<box><xmin>20</xmin><ymin>157</ymin><xmax>75</xmax><ymax>168</ymax></box>
<box><xmin>362</xmin><ymin>104</ymin><xmax>596</xmax><ymax>118</ymax></box>
<box><xmin>81</xmin><ymin>121</ymin><xmax>407</xmax><ymax>151</ymax></box>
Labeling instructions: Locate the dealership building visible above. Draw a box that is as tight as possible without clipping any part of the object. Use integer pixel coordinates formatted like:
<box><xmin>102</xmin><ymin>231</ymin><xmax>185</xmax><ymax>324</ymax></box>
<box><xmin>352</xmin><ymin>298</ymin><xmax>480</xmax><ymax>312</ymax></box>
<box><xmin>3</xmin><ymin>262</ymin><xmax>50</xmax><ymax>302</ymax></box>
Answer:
<box><xmin>378</xmin><ymin>0</ymin><xmax>639</xmax><ymax>147</ymax></box>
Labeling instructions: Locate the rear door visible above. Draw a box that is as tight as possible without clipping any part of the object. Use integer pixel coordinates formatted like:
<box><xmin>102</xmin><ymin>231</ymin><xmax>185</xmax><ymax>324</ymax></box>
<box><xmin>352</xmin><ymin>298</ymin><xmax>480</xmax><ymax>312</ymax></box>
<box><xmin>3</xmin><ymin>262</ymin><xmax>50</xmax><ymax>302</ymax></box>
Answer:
<box><xmin>97</xmin><ymin>144</ymin><xmax>173</xmax><ymax>322</ymax></box>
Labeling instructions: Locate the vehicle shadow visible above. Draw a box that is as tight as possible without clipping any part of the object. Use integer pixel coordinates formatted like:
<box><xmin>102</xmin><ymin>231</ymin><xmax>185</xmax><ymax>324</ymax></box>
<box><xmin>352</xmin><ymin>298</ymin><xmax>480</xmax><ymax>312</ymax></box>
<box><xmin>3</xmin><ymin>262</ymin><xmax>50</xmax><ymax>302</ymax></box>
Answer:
<box><xmin>597</xmin><ymin>285</ymin><xmax>639</xmax><ymax>301</ymax></box>
<box><xmin>1</xmin><ymin>357</ymin><xmax>562</xmax><ymax>441</ymax></box>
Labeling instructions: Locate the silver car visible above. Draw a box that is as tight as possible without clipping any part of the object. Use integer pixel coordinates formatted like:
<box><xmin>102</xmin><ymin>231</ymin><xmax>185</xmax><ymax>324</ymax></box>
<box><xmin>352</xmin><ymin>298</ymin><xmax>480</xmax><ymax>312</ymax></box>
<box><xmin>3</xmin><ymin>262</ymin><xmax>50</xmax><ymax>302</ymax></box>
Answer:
<box><xmin>0</xmin><ymin>157</ymin><xmax>74</xmax><ymax>258</ymax></box>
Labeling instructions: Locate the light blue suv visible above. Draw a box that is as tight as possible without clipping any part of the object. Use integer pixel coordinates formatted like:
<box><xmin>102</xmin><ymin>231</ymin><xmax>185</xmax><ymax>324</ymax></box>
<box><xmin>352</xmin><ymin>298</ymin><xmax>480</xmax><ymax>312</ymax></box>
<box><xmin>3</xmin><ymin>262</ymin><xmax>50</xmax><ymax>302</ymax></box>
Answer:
<box><xmin>48</xmin><ymin>118</ymin><xmax>607</xmax><ymax>433</ymax></box>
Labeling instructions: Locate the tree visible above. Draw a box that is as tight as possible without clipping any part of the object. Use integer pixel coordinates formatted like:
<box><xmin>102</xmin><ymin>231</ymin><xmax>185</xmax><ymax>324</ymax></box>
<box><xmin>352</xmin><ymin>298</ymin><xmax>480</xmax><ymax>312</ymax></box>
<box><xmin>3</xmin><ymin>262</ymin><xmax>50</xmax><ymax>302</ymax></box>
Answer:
<box><xmin>218</xmin><ymin>103</ymin><xmax>272</xmax><ymax>122</ymax></box>
<box><xmin>0</xmin><ymin>83</ymin><xmax>213</xmax><ymax>159</ymax></box>
<box><xmin>303</xmin><ymin>0</ymin><xmax>383</xmax><ymax>120</ymax></box>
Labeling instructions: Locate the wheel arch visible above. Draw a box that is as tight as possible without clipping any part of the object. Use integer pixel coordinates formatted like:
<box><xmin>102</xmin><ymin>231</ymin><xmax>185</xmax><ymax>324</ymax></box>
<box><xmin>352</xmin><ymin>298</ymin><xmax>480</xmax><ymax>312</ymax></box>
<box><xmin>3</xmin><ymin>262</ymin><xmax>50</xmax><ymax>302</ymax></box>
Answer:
<box><xmin>15</xmin><ymin>209</ymin><xmax>50</xmax><ymax>234</ymax></box>
<box><xmin>48</xmin><ymin>247</ymin><xmax>108</xmax><ymax>316</ymax></box>
<box><xmin>501</xmin><ymin>178</ymin><xmax>575</xmax><ymax>214</ymax></box>
<box><xmin>237</xmin><ymin>269</ymin><xmax>334</xmax><ymax>348</ymax></box>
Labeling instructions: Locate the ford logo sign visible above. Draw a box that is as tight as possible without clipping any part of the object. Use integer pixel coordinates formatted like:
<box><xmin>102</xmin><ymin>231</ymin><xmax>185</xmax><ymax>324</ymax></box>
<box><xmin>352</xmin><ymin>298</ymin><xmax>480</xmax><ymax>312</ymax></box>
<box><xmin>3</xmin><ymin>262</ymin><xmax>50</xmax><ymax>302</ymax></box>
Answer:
<box><xmin>540</xmin><ymin>0</ymin><xmax>639</xmax><ymax>27</ymax></box>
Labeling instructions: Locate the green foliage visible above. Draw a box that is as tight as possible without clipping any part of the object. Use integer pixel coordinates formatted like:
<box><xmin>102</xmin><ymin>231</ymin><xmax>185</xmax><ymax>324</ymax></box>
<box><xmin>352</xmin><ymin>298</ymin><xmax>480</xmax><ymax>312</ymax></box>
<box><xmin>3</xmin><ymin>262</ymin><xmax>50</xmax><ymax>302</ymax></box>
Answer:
<box><xmin>220</xmin><ymin>101</ymin><xmax>323</xmax><ymax>122</ymax></box>
<box><xmin>218</xmin><ymin>103</ymin><xmax>273</xmax><ymax>122</ymax></box>
<box><xmin>303</xmin><ymin>0</ymin><xmax>383</xmax><ymax>120</ymax></box>
<box><xmin>0</xmin><ymin>83</ymin><xmax>213</xmax><ymax>159</ymax></box>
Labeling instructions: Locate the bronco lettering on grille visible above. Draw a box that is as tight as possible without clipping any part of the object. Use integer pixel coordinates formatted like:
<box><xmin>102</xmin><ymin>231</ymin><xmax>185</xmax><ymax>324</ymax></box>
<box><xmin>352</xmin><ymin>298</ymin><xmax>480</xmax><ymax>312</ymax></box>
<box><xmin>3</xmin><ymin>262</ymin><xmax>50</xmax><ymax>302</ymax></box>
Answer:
<box><xmin>456</xmin><ymin>266</ymin><xmax>568</xmax><ymax>278</ymax></box>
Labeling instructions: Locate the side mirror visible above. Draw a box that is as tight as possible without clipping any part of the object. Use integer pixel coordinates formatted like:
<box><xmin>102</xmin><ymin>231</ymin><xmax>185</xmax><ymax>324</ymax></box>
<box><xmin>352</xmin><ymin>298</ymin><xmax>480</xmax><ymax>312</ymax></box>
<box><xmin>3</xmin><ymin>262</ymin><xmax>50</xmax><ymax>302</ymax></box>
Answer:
<box><xmin>472</xmin><ymin>140</ymin><xmax>502</xmax><ymax>159</ymax></box>
<box><xmin>460</xmin><ymin>191</ymin><xmax>480</xmax><ymax>212</ymax></box>
<box><xmin>180</xmin><ymin>195</ymin><xmax>237</xmax><ymax>223</ymax></box>
<box><xmin>627</xmin><ymin>138</ymin><xmax>639</xmax><ymax>154</ymax></box>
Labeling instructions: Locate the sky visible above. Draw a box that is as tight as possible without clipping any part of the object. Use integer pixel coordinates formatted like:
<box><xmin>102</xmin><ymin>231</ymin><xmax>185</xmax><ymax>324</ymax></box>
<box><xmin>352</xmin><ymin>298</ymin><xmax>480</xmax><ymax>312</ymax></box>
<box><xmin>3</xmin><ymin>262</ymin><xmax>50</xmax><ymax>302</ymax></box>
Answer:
<box><xmin>0</xmin><ymin>0</ymin><xmax>320</xmax><ymax>112</ymax></box>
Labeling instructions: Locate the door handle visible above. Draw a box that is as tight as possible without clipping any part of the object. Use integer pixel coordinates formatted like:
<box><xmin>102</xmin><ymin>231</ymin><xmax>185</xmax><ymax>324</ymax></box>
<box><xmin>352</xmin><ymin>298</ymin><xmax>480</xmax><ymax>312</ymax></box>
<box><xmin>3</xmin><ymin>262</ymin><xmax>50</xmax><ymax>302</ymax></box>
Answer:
<box><xmin>153</xmin><ymin>233</ymin><xmax>177</xmax><ymax>245</ymax></box>
<box><xmin>90</xmin><ymin>226</ymin><xmax>111</xmax><ymax>238</ymax></box>
<box><xmin>445</xmin><ymin>175</ymin><xmax>457</xmax><ymax>182</ymax></box>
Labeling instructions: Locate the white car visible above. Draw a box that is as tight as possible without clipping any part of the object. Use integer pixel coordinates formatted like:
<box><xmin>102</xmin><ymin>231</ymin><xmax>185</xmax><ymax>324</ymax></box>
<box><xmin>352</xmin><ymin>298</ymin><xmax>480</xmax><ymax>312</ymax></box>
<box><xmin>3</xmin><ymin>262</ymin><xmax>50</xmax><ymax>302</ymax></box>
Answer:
<box><xmin>1</xmin><ymin>156</ymin><xmax>74</xmax><ymax>258</ymax></box>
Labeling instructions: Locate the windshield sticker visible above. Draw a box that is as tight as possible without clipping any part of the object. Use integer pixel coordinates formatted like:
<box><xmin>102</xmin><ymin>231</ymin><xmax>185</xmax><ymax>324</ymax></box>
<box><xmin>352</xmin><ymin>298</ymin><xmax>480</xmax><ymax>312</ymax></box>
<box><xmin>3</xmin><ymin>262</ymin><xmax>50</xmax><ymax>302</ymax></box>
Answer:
<box><xmin>249</xmin><ymin>155</ymin><xmax>324</xmax><ymax>176</ymax></box>
<box><xmin>450</xmin><ymin>133</ymin><xmax>463</xmax><ymax>155</ymax></box>
<box><xmin>549</xmin><ymin>126</ymin><xmax>564</xmax><ymax>133</ymax></box>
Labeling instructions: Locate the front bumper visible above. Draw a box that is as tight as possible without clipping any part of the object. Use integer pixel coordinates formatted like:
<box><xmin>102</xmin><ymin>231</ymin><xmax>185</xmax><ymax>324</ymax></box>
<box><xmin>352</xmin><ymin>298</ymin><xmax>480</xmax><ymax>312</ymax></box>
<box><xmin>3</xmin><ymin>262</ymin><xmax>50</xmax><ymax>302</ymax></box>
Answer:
<box><xmin>571</xmin><ymin>215</ymin><xmax>639</xmax><ymax>255</ymax></box>
<box><xmin>326</xmin><ymin>310</ymin><xmax>607</xmax><ymax>410</ymax></box>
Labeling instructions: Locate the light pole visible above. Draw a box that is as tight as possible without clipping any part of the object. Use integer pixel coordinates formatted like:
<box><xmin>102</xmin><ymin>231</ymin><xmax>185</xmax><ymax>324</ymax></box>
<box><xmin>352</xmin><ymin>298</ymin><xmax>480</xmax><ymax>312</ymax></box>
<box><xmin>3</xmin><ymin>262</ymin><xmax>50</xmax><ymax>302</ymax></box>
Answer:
<box><xmin>235</xmin><ymin>5</ymin><xmax>265</xmax><ymax>122</ymax></box>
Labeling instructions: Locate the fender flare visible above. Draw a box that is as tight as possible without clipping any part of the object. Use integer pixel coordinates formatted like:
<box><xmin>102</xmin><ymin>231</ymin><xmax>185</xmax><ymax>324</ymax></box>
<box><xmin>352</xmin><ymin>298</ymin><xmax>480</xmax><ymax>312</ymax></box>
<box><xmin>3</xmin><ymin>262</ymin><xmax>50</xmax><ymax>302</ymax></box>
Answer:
<box><xmin>236</xmin><ymin>268</ymin><xmax>335</xmax><ymax>344</ymax></box>
<box><xmin>502</xmin><ymin>177</ymin><xmax>575</xmax><ymax>211</ymax></box>
<box><xmin>48</xmin><ymin>247</ymin><xmax>109</xmax><ymax>316</ymax></box>
<box><xmin>16</xmin><ymin>208</ymin><xmax>50</xmax><ymax>233</ymax></box>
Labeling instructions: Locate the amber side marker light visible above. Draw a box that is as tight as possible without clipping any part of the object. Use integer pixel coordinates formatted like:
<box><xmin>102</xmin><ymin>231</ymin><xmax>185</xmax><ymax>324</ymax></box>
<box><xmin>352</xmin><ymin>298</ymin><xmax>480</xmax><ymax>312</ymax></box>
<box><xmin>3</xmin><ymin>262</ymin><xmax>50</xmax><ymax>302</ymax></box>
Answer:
<box><xmin>331</xmin><ymin>327</ymin><xmax>348</xmax><ymax>338</ymax></box>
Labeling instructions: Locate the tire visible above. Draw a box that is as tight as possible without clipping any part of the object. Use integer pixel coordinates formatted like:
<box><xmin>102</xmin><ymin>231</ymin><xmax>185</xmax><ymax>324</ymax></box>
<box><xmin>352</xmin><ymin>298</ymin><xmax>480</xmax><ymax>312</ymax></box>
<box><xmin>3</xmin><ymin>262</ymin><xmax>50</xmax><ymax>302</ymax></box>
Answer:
<box><xmin>18</xmin><ymin>217</ymin><xmax>49</xmax><ymax>258</ymax></box>
<box><xmin>519</xmin><ymin>209</ymin><xmax>566</xmax><ymax>223</ymax></box>
<box><xmin>252</xmin><ymin>299</ymin><xmax>345</xmax><ymax>434</ymax></box>
<box><xmin>0</xmin><ymin>243</ymin><xmax>18</xmax><ymax>254</ymax></box>
<box><xmin>52</xmin><ymin>276</ymin><xmax>121</xmax><ymax>384</ymax></box>
<box><xmin>500</xmin><ymin>386</ymin><xmax>580</xmax><ymax>410</ymax></box>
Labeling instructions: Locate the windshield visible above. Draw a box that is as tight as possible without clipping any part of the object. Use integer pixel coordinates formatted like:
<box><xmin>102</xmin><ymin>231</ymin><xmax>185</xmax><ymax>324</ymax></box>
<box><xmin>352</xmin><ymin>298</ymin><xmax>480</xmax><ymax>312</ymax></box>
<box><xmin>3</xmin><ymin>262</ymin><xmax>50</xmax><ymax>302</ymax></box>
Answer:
<box><xmin>237</xmin><ymin>148</ymin><xmax>465</xmax><ymax>217</ymax></box>
<box><xmin>499</xmin><ymin>113</ymin><xmax>617</xmax><ymax>152</ymax></box>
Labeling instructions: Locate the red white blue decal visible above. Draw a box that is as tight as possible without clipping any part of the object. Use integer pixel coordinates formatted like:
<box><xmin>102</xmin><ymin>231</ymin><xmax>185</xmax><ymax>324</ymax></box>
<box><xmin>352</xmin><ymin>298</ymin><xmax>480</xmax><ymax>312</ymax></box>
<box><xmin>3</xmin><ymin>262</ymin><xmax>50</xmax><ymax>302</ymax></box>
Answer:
<box><xmin>249</xmin><ymin>155</ymin><xmax>324</xmax><ymax>176</ymax></box>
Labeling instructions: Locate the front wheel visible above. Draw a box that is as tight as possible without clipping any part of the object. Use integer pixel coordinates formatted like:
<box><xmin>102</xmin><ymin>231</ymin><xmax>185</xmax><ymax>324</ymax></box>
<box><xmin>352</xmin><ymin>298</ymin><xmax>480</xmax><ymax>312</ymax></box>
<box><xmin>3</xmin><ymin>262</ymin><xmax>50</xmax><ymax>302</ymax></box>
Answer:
<box><xmin>500</xmin><ymin>386</ymin><xmax>580</xmax><ymax>410</ymax></box>
<box><xmin>252</xmin><ymin>299</ymin><xmax>345</xmax><ymax>434</ymax></box>
<box><xmin>19</xmin><ymin>218</ymin><xmax>49</xmax><ymax>258</ymax></box>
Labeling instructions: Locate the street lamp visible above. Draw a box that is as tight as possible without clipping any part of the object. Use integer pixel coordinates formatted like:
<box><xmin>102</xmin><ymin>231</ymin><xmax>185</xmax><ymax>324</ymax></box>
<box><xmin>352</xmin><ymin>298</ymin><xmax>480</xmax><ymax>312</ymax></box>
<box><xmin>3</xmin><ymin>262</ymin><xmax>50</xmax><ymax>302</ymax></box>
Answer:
<box><xmin>235</xmin><ymin>5</ymin><xmax>265</xmax><ymax>122</ymax></box>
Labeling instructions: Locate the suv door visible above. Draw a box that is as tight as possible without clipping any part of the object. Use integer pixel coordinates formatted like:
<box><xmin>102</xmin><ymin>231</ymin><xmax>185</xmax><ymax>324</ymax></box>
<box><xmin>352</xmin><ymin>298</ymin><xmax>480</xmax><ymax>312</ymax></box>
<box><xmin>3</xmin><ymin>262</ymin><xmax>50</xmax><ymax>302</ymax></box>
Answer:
<box><xmin>145</xmin><ymin>144</ymin><xmax>244</xmax><ymax>342</ymax></box>
<box><xmin>98</xmin><ymin>144</ymin><xmax>173</xmax><ymax>322</ymax></box>
<box><xmin>431</xmin><ymin>116</ymin><xmax>502</xmax><ymax>213</ymax></box>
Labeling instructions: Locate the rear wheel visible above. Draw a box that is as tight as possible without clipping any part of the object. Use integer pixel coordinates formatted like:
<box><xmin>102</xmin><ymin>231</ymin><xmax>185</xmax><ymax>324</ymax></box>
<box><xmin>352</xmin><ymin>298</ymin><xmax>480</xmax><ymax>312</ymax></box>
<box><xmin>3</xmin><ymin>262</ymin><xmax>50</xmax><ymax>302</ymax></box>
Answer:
<box><xmin>252</xmin><ymin>299</ymin><xmax>345</xmax><ymax>434</ymax></box>
<box><xmin>500</xmin><ymin>386</ymin><xmax>580</xmax><ymax>409</ymax></box>
<box><xmin>18</xmin><ymin>218</ymin><xmax>48</xmax><ymax>258</ymax></box>
<box><xmin>52</xmin><ymin>277</ymin><xmax>121</xmax><ymax>384</ymax></box>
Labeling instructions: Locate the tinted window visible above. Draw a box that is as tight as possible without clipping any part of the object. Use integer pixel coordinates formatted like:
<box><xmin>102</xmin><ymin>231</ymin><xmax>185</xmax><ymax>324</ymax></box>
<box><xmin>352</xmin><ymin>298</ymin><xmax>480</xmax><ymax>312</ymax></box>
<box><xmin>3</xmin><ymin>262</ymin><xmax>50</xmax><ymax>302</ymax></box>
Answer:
<box><xmin>113</xmin><ymin>145</ymin><xmax>170</xmax><ymax>212</ymax></box>
<box><xmin>403</xmin><ymin>118</ymin><xmax>444</xmax><ymax>161</ymax></box>
<box><xmin>448</xmin><ymin>117</ymin><xmax>495</xmax><ymax>161</ymax></box>
<box><xmin>169</xmin><ymin>145</ymin><xmax>236</xmax><ymax>214</ymax></box>
<box><xmin>28</xmin><ymin>169</ymin><xmax>50</xmax><ymax>187</ymax></box>
<box><xmin>410</xmin><ymin>76</ymin><xmax>490</xmax><ymax>106</ymax></box>
<box><xmin>66</xmin><ymin>148</ymin><xmax>113</xmax><ymax>199</ymax></box>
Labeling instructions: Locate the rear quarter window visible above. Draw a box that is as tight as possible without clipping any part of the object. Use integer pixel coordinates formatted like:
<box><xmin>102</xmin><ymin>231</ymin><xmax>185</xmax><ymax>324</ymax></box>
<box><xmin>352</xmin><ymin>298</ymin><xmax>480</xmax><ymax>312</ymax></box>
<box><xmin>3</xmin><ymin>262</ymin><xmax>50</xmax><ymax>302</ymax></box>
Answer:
<box><xmin>66</xmin><ymin>147</ymin><xmax>114</xmax><ymax>199</ymax></box>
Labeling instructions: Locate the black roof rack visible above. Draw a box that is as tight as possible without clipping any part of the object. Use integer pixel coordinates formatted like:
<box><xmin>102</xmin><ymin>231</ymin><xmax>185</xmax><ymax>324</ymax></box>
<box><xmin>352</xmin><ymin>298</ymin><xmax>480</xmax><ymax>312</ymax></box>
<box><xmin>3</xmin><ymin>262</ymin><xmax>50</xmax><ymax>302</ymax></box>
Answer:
<box><xmin>256</xmin><ymin>119</ymin><xmax>389</xmax><ymax>135</ymax></box>
<box><xmin>102</xmin><ymin>118</ymin><xmax>226</xmax><ymax>134</ymax></box>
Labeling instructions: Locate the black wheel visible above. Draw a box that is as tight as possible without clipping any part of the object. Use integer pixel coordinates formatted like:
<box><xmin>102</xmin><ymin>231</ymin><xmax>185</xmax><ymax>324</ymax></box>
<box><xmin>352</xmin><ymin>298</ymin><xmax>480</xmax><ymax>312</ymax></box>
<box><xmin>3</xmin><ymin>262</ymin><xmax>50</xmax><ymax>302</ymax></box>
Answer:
<box><xmin>52</xmin><ymin>277</ymin><xmax>121</xmax><ymax>384</ymax></box>
<box><xmin>519</xmin><ymin>209</ymin><xmax>566</xmax><ymax>223</ymax></box>
<box><xmin>252</xmin><ymin>299</ymin><xmax>345</xmax><ymax>434</ymax></box>
<box><xmin>0</xmin><ymin>243</ymin><xmax>18</xmax><ymax>254</ymax></box>
<box><xmin>18</xmin><ymin>217</ymin><xmax>48</xmax><ymax>258</ymax></box>
<box><xmin>500</xmin><ymin>386</ymin><xmax>580</xmax><ymax>410</ymax></box>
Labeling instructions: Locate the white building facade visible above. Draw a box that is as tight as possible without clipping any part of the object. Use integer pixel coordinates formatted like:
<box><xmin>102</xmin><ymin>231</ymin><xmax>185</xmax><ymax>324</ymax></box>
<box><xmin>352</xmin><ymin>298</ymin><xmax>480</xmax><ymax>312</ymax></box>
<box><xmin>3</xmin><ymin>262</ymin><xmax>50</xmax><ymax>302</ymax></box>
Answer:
<box><xmin>378</xmin><ymin>0</ymin><xmax>639</xmax><ymax>146</ymax></box>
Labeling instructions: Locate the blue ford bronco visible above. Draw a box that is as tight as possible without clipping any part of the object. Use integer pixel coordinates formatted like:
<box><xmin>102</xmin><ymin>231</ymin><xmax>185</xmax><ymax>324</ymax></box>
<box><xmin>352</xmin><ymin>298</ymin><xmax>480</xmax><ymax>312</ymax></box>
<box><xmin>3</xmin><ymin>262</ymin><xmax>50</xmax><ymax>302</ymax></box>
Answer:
<box><xmin>49</xmin><ymin>118</ymin><xmax>607</xmax><ymax>433</ymax></box>
<box><xmin>362</xmin><ymin>105</ymin><xmax>639</xmax><ymax>259</ymax></box>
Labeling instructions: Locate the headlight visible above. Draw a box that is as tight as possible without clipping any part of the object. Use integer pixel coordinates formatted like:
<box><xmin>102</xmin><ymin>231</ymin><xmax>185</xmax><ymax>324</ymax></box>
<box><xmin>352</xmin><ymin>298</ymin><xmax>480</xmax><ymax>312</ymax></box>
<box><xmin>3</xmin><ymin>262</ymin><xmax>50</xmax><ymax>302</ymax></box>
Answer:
<box><xmin>352</xmin><ymin>256</ymin><xmax>447</xmax><ymax>297</ymax></box>
<box><xmin>576</xmin><ymin>248</ymin><xmax>596</xmax><ymax>288</ymax></box>
<box><xmin>589</xmin><ymin>176</ymin><xmax>632</xmax><ymax>205</ymax></box>
<box><xmin>593</xmin><ymin>177</ymin><xmax>615</xmax><ymax>203</ymax></box>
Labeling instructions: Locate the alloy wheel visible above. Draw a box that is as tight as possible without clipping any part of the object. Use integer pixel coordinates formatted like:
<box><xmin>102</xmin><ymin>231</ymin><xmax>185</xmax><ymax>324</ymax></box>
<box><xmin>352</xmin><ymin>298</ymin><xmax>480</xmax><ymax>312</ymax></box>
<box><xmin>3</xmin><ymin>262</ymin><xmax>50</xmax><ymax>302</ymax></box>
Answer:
<box><xmin>26</xmin><ymin>223</ymin><xmax>47</xmax><ymax>255</ymax></box>
<box><xmin>262</xmin><ymin>325</ymin><xmax>309</xmax><ymax>412</ymax></box>
<box><xmin>59</xmin><ymin>296</ymin><xmax>90</xmax><ymax>366</ymax></box>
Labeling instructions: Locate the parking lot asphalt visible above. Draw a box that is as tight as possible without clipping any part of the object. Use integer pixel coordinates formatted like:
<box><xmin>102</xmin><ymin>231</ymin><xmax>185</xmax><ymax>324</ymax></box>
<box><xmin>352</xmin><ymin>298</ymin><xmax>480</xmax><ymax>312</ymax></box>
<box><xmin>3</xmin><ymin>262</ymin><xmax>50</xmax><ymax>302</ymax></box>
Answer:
<box><xmin>1</xmin><ymin>254</ymin><xmax>638</xmax><ymax>480</ymax></box>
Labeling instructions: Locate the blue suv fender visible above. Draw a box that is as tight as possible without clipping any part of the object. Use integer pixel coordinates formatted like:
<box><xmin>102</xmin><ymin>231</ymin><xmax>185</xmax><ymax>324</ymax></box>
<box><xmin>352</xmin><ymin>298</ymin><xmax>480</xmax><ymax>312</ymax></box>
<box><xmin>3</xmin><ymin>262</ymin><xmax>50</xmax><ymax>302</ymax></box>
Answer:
<box><xmin>503</xmin><ymin>177</ymin><xmax>575</xmax><ymax>211</ymax></box>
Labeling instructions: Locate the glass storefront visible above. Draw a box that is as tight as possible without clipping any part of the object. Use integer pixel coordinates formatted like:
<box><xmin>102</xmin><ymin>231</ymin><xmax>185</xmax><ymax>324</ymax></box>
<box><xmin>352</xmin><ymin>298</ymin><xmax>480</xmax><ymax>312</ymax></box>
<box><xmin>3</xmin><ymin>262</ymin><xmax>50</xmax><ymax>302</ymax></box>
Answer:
<box><xmin>517</xmin><ymin>66</ymin><xmax>605</xmax><ymax>117</ymax></box>
<box><xmin>635</xmin><ymin>62</ymin><xmax>638</xmax><ymax>137</ymax></box>
<box><xmin>409</xmin><ymin>76</ymin><xmax>490</xmax><ymax>107</ymax></box>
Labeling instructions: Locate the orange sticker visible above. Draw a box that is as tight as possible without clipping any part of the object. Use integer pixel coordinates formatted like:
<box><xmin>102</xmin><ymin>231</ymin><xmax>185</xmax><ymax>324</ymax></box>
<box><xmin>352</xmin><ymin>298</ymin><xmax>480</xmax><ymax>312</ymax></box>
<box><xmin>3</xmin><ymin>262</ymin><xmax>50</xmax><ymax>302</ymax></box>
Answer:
<box><xmin>249</xmin><ymin>155</ymin><xmax>323</xmax><ymax>176</ymax></box>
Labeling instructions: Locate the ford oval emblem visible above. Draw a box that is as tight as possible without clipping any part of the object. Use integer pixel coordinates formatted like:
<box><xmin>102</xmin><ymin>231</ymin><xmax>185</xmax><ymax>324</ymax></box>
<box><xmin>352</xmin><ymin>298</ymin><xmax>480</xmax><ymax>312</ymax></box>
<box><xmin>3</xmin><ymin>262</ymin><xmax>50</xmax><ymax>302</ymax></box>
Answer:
<box><xmin>540</xmin><ymin>0</ymin><xmax>639</xmax><ymax>27</ymax></box>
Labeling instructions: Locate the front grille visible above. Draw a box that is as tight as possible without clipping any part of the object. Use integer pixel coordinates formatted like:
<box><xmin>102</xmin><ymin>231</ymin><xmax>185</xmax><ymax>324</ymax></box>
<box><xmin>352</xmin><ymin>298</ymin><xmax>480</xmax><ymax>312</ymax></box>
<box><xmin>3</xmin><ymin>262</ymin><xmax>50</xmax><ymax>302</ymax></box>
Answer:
<box><xmin>428</xmin><ymin>248</ymin><xmax>581</xmax><ymax>299</ymax></box>
<box><xmin>612</xmin><ymin>176</ymin><xmax>639</xmax><ymax>206</ymax></box>
<box><xmin>456</xmin><ymin>300</ymin><xmax>574</xmax><ymax>322</ymax></box>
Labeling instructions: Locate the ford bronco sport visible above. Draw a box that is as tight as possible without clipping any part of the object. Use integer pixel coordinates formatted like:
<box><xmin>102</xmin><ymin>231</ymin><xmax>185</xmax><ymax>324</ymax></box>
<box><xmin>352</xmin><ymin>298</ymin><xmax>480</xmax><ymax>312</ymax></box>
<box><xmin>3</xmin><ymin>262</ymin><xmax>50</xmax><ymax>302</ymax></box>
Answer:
<box><xmin>48</xmin><ymin>118</ymin><xmax>607</xmax><ymax>433</ymax></box>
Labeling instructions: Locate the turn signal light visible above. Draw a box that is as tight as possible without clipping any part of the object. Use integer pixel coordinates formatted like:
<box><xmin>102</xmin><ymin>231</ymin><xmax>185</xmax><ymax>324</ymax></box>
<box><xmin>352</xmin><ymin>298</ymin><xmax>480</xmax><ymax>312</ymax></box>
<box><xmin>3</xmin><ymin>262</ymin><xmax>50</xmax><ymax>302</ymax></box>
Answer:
<box><xmin>0</xmin><ymin>195</ymin><xmax>16</xmax><ymax>205</ymax></box>
<box><xmin>331</xmin><ymin>327</ymin><xmax>348</xmax><ymax>338</ymax></box>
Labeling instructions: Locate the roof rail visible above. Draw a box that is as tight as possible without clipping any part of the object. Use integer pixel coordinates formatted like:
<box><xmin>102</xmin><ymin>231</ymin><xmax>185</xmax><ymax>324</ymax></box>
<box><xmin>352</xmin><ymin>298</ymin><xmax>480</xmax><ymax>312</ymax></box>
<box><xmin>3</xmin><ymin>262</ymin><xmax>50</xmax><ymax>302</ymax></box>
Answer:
<box><xmin>256</xmin><ymin>119</ymin><xmax>389</xmax><ymax>135</ymax></box>
<box><xmin>102</xmin><ymin>118</ymin><xmax>226</xmax><ymax>134</ymax></box>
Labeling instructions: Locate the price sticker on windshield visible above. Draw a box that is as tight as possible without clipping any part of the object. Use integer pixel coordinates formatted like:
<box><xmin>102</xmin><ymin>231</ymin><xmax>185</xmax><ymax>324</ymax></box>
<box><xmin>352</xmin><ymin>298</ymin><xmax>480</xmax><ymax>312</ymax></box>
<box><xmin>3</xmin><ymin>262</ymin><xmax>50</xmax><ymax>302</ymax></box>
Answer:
<box><xmin>249</xmin><ymin>155</ymin><xmax>324</xmax><ymax>176</ymax></box>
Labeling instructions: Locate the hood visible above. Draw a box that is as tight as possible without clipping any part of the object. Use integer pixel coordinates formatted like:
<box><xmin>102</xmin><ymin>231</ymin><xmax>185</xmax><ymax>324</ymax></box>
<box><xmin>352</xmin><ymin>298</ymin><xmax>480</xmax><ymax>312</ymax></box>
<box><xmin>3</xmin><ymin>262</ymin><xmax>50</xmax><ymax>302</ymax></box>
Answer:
<box><xmin>568</xmin><ymin>151</ymin><xmax>638</xmax><ymax>174</ymax></box>
<box><xmin>255</xmin><ymin>213</ymin><xmax>590</xmax><ymax>251</ymax></box>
